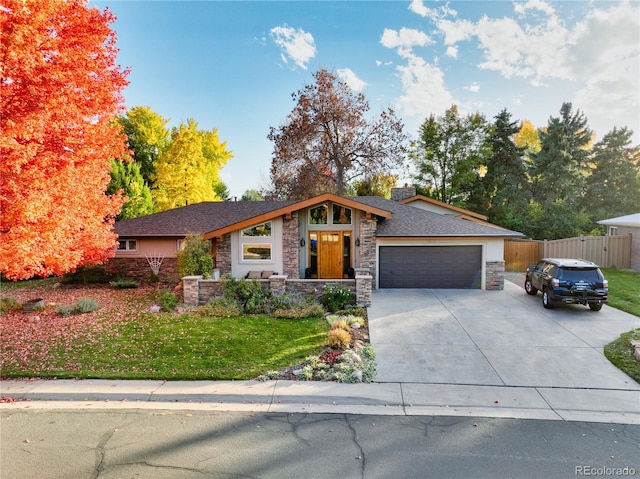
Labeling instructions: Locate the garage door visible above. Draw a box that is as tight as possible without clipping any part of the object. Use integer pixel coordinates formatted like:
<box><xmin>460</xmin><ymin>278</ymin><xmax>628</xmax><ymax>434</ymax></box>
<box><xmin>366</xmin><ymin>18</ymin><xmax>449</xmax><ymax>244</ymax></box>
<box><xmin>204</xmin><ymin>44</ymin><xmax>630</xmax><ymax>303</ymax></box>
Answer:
<box><xmin>379</xmin><ymin>246</ymin><xmax>482</xmax><ymax>288</ymax></box>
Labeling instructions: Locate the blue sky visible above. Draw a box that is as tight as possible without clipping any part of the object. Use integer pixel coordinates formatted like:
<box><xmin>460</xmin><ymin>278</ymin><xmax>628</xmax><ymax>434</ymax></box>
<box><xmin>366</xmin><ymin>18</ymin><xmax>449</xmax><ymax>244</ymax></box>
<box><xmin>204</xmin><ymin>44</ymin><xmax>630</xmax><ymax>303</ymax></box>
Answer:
<box><xmin>91</xmin><ymin>0</ymin><xmax>640</xmax><ymax>198</ymax></box>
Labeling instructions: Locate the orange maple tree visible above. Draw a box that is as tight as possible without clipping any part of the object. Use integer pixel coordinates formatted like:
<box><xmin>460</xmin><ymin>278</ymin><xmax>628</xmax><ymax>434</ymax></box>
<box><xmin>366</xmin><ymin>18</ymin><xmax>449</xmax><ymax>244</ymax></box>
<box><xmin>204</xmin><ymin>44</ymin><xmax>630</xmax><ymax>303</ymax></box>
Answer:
<box><xmin>0</xmin><ymin>0</ymin><xmax>129</xmax><ymax>280</ymax></box>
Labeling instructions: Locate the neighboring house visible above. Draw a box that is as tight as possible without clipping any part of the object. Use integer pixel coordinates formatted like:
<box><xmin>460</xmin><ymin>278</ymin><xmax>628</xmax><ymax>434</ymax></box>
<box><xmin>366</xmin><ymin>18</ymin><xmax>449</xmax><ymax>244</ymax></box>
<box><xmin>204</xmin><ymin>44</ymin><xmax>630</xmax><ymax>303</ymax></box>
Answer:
<box><xmin>113</xmin><ymin>187</ymin><xmax>523</xmax><ymax>290</ymax></box>
<box><xmin>598</xmin><ymin>213</ymin><xmax>640</xmax><ymax>271</ymax></box>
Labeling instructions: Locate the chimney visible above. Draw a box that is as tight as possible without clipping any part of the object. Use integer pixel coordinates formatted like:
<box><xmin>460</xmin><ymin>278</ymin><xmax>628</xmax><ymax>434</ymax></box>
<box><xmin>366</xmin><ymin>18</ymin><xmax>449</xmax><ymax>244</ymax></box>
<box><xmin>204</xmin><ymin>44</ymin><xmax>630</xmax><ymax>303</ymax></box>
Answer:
<box><xmin>390</xmin><ymin>184</ymin><xmax>416</xmax><ymax>202</ymax></box>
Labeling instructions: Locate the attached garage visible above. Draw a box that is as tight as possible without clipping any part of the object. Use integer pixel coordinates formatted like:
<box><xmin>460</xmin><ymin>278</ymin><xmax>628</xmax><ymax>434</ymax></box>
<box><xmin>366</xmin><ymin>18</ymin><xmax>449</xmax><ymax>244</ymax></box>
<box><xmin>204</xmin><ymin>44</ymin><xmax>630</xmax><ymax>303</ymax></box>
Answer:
<box><xmin>379</xmin><ymin>245</ymin><xmax>482</xmax><ymax>289</ymax></box>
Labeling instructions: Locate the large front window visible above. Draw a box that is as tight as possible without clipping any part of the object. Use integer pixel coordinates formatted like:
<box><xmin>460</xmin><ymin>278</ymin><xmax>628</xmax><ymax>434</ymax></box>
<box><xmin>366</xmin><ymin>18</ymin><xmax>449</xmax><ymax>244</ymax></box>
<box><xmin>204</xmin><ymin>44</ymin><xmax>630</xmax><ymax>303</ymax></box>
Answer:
<box><xmin>240</xmin><ymin>221</ymin><xmax>273</xmax><ymax>262</ymax></box>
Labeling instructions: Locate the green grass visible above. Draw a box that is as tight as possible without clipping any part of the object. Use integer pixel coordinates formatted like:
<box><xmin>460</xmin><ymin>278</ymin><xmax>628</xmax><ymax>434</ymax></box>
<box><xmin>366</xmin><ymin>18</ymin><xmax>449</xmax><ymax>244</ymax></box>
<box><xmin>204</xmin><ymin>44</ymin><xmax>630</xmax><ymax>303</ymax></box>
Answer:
<box><xmin>601</xmin><ymin>268</ymin><xmax>640</xmax><ymax>384</ymax></box>
<box><xmin>604</xmin><ymin>328</ymin><xmax>640</xmax><ymax>384</ymax></box>
<box><xmin>5</xmin><ymin>311</ymin><xmax>330</xmax><ymax>381</ymax></box>
<box><xmin>601</xmin><ymin>268</ymin><xmax>640</xmax><ymax>317</ymax></box>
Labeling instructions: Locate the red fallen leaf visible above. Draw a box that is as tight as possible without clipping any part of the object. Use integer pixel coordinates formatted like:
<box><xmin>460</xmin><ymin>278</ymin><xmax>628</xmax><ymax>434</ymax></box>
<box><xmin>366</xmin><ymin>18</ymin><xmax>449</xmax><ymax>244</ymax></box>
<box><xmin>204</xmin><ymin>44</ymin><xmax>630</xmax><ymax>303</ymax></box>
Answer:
<box><xmin>0</xmin><ymin>397</ymin><xmax>18</xmax><ymax>403</ymax></box>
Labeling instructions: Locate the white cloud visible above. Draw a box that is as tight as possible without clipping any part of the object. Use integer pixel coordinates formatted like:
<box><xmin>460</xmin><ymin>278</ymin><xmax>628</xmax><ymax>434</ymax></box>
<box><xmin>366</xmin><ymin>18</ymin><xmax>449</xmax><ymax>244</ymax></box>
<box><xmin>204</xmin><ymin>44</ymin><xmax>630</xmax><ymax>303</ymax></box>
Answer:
<box><xmin>270</xmin><ymin>24</ymin><xmax>316</xmax><ymax>70</ymax></box>
<box><xmin>569</xmin><ymin>2</ymin><xmax>640</xmax><ymax>138</ymax></box>
<box><xmin>409</xmin><ymin>0</ymin><xmax>457</xmax><ymax>20</ymax></box>
<box><xmin>394</xmin><ymin>56</ymin><xmax>454</xmax><ymax>119</ymax></box>
<box><xmin>445</xmin><ymin>45</ymin><xmax>458</xmax><ymax>59</ymax></box>
<box><xmin>337</xmin><ymin>68</ymin><xmax>367</xmax><ymax>92</ymax></box>
<box><xmin>438</xmin><ymin>19</ymin><xmax>475</xmax><ymax>45</ymax></box>
<box><xmin>381</xmin><ymin>26</ymin><xmax>453</xmax><ymax>124</ymax></box>
<box><xmin>514</xmin><ymin>0</ymin><xmax>556</xmax><ymax>17</ymax></box>
<box><xmin>464</xmin><ymin>83</ymin><xmax>480</xmax><ymax>93</ymax></box>
<box><xmin>380</xmin><ymin>27</ymin><xmax>432</xmax><ymax>58</ymax></box>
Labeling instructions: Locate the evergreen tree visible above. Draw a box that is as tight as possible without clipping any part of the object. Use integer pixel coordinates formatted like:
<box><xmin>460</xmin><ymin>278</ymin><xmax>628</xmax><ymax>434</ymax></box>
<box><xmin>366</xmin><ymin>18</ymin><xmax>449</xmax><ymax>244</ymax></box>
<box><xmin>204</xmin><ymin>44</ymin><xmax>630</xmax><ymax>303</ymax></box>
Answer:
<box><xmin>582</xmin><ymin>127</ymin><xmax>640</xmax><ymax>229</ymax></box>
<box><xmin>471</xmin><ymin>109</ymin><xmax>528</xmax><ymax>231</ymax></box>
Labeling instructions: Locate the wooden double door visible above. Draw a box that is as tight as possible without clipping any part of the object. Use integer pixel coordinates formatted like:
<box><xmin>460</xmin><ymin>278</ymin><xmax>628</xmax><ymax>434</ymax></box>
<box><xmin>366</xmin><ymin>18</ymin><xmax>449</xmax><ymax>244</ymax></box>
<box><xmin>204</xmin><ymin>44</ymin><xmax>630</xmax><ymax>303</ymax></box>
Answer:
<box><xmin>309</xmin><ymin>231</ymin><xmax>352</xmax><ymax>279</ymax></box>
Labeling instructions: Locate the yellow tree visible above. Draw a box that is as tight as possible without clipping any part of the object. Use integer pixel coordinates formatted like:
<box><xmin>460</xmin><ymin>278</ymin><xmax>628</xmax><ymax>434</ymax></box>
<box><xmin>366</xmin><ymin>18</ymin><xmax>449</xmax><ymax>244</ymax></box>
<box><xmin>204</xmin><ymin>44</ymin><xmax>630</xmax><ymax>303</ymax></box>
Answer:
<box><xmin>152</xmin><ymin>119</ymin><xmax>232</xmax><ymax>211</ymax></box>
<box><xmin>513</xmin><ymin>120</ymin><xmax>541</xmax><ymax>157</ymax></box>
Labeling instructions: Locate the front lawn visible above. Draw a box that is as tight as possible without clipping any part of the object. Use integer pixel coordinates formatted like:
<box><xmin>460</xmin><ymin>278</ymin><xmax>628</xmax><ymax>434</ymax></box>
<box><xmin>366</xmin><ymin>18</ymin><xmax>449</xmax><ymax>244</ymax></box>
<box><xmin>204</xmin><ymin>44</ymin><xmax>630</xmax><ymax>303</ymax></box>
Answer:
<box><xmin>0</xmin><ymin>281</ymin><xmax>329</xmax><ymax>380</ymax></box>
<box><xmin>601</xmin><ymin>268</ymin><xmax>640</xmax><ymax>384</ymax></box>
<box><xmin>601</xmin><ymin>268</ymin><xmax>640</xmax><ymax>317</ymax></box>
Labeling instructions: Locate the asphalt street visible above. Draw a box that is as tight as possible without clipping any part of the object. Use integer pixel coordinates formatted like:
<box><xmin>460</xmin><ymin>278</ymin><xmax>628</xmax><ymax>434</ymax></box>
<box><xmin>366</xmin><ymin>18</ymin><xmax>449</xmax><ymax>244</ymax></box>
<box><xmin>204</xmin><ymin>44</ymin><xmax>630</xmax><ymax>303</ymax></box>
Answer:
<box><xmin>2</xmin><ymin>409</ymin><xmax>639</xmax><ymax>479</ymax></box>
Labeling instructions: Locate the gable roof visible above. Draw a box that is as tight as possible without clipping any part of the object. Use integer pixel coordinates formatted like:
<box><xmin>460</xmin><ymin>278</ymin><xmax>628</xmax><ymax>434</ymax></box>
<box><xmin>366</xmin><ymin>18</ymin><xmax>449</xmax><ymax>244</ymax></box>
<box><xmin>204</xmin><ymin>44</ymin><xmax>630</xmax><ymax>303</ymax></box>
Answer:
<box><xmin>114</xmin><ymin>193</ymin><xmax>392</xmax><ymax>238</ymax></box>
<box><xmin>400</xmin><ymin>194</ymin><xmax>488</xmax><ymax>221</ymax></box>
<box><xmin>597</xmin><ymin>213</ymin><xmax>640</xmax><ymax>227</ymax></box>
<box><xmin>350</xmin><ymin>196</ymin><xmax>522</xmax><ymax>238</ymax></box>
<box><xmin>114</xmin><ymin>193</ymin><xmax>521</xmax><ymax>239</ymax></box>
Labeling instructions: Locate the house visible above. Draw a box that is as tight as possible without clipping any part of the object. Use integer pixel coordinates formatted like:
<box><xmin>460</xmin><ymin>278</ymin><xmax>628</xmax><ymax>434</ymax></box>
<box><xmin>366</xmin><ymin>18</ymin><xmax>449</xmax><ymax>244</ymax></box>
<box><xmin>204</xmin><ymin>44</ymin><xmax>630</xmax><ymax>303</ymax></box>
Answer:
<box><xmin>598</xmin><ymin>213</ymin><xmax>640</xmax><ymax>271</ymax></box>
<box><xmin>112</xmin><ymin>187</ymin><xmax>523</xmax><ymax>291</ymax></box>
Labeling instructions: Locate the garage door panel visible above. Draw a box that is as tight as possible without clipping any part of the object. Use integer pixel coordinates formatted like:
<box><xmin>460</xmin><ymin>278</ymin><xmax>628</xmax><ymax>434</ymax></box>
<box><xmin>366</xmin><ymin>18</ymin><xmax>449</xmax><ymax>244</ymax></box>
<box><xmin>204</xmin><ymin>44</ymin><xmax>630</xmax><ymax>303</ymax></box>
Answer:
<box><xmin>379</xmin><ymin>246</ymin><xmax>481</xmax><ymax>289</ymax></box>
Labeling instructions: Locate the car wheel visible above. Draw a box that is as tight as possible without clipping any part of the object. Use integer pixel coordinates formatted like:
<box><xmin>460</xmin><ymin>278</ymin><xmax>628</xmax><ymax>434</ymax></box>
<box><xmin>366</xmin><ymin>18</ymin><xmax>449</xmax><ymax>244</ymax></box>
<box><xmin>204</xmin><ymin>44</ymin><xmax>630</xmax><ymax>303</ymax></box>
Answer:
<box><xmin>524</xmin><ymin>279</ymin><xmax>538</xmax><ymax>295</ymax></box>
<box><xmin>542</xmin><ymin>289</ymin><xmax>554</xmax><ymax>309</ymax></box>
<box><xmin>589</xmin><ymin>303</ymin><xmax>603</xmax><ymax>311</ymax></box>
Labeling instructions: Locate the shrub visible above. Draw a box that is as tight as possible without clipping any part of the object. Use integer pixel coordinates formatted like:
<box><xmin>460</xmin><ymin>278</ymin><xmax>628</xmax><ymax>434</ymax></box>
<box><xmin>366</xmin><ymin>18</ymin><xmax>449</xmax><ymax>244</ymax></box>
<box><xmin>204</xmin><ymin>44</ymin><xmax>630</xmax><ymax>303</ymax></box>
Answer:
<box><xmin>332</xmin><ymin>347</ymin><xmax>377</xmax><ymax>383</ymax></box>
<box><xmin>0</xmin><ymin>296</ymin><xmax>22</xmax><ymax>314</ymax></box>
<box><xmin>177</xmin><ymin>234</ymin><xmax>214</xmax><ymax>278</ymax></box>
<box><xmin>270</xmin><ymin>291</ymin><xmax>324</xmax><ymax>319</ymax></box>
<box><xmin>157</xmin><ymin>289</ymin><xmax>179</xmax><ymax>312</ymax></box>
<box><xmin>327</xmin><ymin>328</ymin><xmax>351</xmax><ymax>349</ymax></box>
<box><xmin>199</xmin><ymin>296</ymin><xmax>242</xmax><ymax>318</ymax></box>
<box><xmin>321</xmin><ymin>283</ymin><xmax>355</xmax><ymax>312</ymax></box>
<box><xmin>72</xmin><ymin>298</ymin><xmax>99</xmax><ymax>314</ymax></box>
<box><xmin>56</xmin><ymin>304</ymin><xmax>73</xmax><ymax>317</ymax></box>
<box><xmin>109</xmin><ymin>278</ymin><xmax>139</xmax><ymax>289</ymax></box>
<box><xmin>222</xmin><ymin>275</ymin><xmax>272</xmax><ymax>314</ymax></box>
<box><xmin>330</xmin><ymin>319</ymin><xmax>351</xmax><ymax>333</ymax></box>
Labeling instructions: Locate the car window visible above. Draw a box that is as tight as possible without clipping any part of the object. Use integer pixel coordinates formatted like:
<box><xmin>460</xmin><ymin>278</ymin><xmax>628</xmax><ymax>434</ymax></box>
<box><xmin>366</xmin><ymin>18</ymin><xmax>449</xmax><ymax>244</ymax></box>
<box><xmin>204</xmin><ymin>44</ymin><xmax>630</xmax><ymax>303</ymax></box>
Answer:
<box><xmin>535</xmin><ymin>261</ymin><xmax>546</xmax><ymax>271</ymax></box>
<box><xmin>559</xmin><ymin>268</ymin><xmax>601</xmax><ymax>281</ymax></box>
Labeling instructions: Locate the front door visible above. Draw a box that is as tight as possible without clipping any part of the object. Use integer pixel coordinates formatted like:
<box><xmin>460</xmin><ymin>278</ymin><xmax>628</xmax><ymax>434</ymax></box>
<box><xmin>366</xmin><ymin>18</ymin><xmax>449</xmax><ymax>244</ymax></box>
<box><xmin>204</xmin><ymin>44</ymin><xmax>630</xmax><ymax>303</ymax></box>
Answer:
<box><xmin>309</xmin><ymin>231</ymin><xmax>350</xmax><ymax>279</ymax></box>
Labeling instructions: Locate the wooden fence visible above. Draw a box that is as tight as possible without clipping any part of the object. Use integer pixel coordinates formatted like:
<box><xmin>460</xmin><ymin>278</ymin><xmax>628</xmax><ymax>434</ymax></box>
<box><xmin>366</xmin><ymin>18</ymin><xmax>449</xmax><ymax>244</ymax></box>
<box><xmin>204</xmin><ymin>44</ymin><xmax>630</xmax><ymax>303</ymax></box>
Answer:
<box><xmin>505</xmin><ymin>235</ymin><xmax>631</xmax><ymax>272</ymax></box>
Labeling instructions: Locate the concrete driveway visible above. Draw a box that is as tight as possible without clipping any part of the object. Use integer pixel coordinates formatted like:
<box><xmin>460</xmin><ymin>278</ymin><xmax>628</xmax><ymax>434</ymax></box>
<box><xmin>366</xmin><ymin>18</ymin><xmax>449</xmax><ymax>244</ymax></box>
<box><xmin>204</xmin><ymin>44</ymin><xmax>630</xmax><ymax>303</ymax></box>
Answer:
<box><xmin>368</xmin><ymin>281</ymin><xmax>640</xmax><ymax>390</ymax></box>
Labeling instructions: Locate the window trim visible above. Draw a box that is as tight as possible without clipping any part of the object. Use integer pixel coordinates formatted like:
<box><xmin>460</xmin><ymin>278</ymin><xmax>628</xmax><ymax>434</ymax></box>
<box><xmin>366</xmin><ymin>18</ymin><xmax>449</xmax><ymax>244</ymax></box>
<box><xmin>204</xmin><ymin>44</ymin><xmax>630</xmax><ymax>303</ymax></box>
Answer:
<box><xmin>241</xmin><ymin>243</ymin><xmax>272</xmax><ymax>261</ymax></box>
<box><xmin>117</xmin><ymin>239</ymin><xmax>137</xmax><ymax>252</ymax></box>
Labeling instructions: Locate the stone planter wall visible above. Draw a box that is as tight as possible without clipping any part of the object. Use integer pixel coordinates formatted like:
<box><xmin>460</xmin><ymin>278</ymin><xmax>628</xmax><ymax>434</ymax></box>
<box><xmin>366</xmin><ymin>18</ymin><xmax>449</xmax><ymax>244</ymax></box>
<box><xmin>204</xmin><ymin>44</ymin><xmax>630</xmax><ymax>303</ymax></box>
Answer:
<box><xmin>183</xmin><ymin>275</ymin><xmax>372</xmax><ymax>308</ymax></box>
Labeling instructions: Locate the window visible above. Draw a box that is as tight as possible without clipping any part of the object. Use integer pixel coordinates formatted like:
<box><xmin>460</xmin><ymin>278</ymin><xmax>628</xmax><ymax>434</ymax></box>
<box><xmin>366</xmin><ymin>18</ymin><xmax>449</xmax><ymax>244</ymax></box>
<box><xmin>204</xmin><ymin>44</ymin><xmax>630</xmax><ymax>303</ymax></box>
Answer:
<box><xmin>608</xmin><ymin>226</ymin><xmax>618</xmax><ymax>236</ymax></box>
<box><xmin>242</xmin><ymin>222</ymin><xmax>271</xmax><ymax>237</ymax></box>
<box><xmin>309</xmin><ymin>204</ymin><xmax>328</xmax><ymax>224</ymax></box>
<box><xmin>117</xmin><ymin>239</ymin><xmax>137</xmax><ymax>251</ymax></box>
<box><xmin>242</xmin><ymin>244</ymin><xmax>272</xmax><ymax>260</ymax></box>
<box><xmin>332</xmin><ymin>204</ymin><xmax>352</xmax><ymax>224</ymax></box>
<box><xmin>177</xmin><ymin>239</ymin><xmax>185</xmax><ymax>251</ymax></box>
<box><xmin>241</xmin><ymin>222</ymin><xmax>273</xmax><ymax>261</ymax></box>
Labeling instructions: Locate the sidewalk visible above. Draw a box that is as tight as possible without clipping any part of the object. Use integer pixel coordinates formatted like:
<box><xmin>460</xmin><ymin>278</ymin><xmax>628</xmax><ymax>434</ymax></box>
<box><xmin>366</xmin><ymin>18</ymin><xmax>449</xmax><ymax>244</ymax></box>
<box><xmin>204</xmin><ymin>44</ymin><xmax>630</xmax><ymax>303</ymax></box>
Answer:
<box><xmin>2</xmin><ymin>379</ymin><xmax>639</xmax><ymax>425</ymax></box>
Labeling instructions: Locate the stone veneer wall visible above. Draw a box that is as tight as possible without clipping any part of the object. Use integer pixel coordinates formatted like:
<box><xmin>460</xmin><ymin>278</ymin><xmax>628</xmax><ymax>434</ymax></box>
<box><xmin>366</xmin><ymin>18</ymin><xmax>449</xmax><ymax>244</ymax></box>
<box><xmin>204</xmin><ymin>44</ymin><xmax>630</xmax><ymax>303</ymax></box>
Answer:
<box><xmin>184</xmin><ymin>276</ymin><xmax>374</xmax><ymax>307</ymax></box>
<box><xmin>282</xmin><ymin>212</ymin><xmax>300</xmax><ymax>278</ymax></box>
<box><xmin>214</xmin><ymin>234</ymin><xmax>232</xmax><ymax>275</ymax></box>
<box><xmin>107</xmin><ymin>257</ymin><xmax>179</xmax><ymax>283</ymax></box>
<box><xmin>358</xmin><ymin>211</ymin><xmax>378</xmax><ymax>288</ymax></box>
<box><xmin>485</xmin><ymin>261</ymin><xmax>505</xmax><ymax>290</ymax></box>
